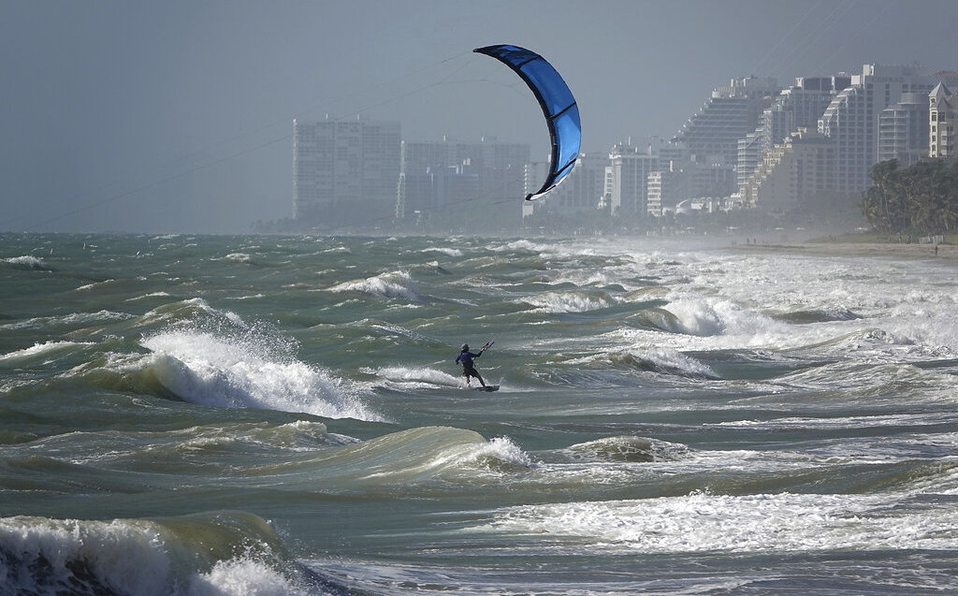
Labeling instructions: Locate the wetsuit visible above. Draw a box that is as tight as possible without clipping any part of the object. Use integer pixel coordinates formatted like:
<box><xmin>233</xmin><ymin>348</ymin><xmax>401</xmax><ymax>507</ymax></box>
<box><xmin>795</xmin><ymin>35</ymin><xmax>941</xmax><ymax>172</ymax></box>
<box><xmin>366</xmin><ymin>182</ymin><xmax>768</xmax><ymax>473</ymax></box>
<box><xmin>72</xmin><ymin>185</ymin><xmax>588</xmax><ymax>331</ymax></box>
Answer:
<box><xmin>455</xmin><ymin>349</ymin><xmax>485</xmax><ymax>385</ymax></box>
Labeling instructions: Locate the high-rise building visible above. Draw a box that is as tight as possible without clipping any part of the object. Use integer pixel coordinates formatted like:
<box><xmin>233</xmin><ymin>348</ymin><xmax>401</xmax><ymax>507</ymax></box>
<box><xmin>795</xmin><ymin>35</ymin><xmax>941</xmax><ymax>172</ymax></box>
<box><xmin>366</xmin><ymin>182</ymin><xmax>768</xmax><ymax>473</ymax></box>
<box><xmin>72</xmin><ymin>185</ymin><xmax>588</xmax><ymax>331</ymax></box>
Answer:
<box><xmin>396</xmin><ymin>137</ymin><xmax>530</xmax><ymax>231</ymax></box>
<box><xmin>608</xmin><ymin>141</ymin><xmax>660</xmax><ymax>217</ymax></box>
<box><xmin>879</xmin><ymin>93</ymin><xmax>929</xmax><ymax>166</ymax></box>
<box><xmin>818</xmin><ymin>64</ymin><xmax>948</xmax><ymax>194</ymax></box>
<box><xmin>738</xmin><ymin>75</ymin><xmax>851</xmax><ymax>189</ymax></box>
<box><xmin>293</xmin><ymin>118</ymin><xmax>401</xmax><ymax>229</ymax></box>
<box><xmin>930</xmin><ymin>81</ymin><xmax>958</xmax><ymax>158</ymax></box>
<box><xmin>673</xmin><ymin>76</ymin><xmax>780</xmax><ymax>167</ymax></box>
<box><xmin>652</xmin><ymin>159</ymin><xmax>737</xmax><ymax>214</ymax></box>
<box><xmin>522</xmin><ymin>152</ymin><xmax>606</xmax><ymax>220</ymax></box>
<box><xmin>647</xmin><ymin>164</ymin><xmax>691</xmax><ymax>217</ymax></box>
<box><xmin>740</xmin><ymin>128</ymin><xmax>835</xmax><ymax>212</ymax></box>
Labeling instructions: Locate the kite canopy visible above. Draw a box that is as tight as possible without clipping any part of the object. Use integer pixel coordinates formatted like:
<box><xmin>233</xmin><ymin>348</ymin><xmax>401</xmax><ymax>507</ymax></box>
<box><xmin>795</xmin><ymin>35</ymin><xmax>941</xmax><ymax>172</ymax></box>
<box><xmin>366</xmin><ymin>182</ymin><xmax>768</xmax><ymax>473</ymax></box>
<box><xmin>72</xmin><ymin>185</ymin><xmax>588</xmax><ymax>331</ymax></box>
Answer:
<box><xmin>474</xmin><ymin>44</ymin><xmax>581</xmax><ymax>201</ymax></box>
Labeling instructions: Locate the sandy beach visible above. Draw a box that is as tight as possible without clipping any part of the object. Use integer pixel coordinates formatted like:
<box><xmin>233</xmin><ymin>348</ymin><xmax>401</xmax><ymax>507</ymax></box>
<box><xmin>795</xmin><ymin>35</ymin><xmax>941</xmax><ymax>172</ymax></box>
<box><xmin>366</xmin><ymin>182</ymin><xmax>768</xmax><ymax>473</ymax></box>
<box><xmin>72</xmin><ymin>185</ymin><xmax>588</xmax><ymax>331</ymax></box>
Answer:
<box><xmin>735</xmin><ymin>241</ymin><xmax>958</xmax><ymax>260</ymax></box>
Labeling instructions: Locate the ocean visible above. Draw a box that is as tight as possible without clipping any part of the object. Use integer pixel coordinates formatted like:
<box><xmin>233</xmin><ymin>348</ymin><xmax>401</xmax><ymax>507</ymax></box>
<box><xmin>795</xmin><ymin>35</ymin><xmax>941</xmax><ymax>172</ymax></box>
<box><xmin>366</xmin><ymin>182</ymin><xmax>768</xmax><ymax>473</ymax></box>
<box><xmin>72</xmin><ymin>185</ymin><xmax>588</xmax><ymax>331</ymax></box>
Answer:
<box><xmin>2</xmin><ymin>232</ymin><xmax>957</xmax><ymax>595</ymax></box>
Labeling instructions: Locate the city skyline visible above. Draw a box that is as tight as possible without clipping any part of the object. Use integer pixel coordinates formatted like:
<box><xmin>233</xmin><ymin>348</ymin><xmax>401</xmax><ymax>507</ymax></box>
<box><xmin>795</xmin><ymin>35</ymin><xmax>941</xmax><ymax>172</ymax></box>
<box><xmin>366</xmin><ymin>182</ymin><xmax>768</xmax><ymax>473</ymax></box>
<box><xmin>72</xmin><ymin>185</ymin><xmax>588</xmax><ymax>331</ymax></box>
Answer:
<box><xmin>288</xmin><ymin>63</ymin><xmax>958</xmax><ymax>235</ymax></box>
<box><xmin>3</xmin><ymin>0</ymin><xmax>957</xmax><ymax>233</ymax></box>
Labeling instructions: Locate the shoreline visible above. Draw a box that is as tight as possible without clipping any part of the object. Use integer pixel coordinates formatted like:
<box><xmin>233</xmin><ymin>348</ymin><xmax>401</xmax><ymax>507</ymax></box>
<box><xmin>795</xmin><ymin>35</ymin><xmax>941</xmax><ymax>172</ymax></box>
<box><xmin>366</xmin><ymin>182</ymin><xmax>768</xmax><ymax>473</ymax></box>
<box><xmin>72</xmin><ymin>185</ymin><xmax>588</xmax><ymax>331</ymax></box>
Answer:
<box><xmin>732</xmin><ymin>240</ymin><xmax>957</xmax><ymax>260</ymax></box>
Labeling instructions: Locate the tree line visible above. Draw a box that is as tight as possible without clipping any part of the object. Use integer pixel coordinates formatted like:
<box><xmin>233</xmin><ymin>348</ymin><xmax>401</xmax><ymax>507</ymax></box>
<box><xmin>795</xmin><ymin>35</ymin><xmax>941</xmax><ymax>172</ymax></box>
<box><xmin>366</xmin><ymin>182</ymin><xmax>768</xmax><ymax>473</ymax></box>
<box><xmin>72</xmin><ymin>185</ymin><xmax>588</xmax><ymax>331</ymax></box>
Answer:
<box><xmin>861</xmin><ymin>159</ymin><xmax>958</xmax><ymax>235</ymax></box>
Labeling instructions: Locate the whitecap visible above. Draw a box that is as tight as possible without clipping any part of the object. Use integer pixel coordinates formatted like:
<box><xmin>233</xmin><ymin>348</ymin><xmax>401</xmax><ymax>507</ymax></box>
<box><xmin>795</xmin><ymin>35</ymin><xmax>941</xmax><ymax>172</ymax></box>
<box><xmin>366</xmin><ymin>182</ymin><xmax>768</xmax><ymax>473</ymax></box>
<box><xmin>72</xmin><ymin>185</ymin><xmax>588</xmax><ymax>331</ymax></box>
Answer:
<box><xmin>478</xmin><ymin>490</ymin><xmax>958</xmax><ymax>554</ymax></box>
<box><xmin>326</xmin><ymin>270</ymin><xmax>421</xmax><ymax>302</ymax></box>
<box><xmin>0</xmin><ymin>340</ymin><xmax>93</xmax><ymax>363</ymax></box>
<box><xmin>3</xmin><ymin>255</ymin><xmax>48</xmax><ymax>270</ymax></box>
<box><xmin>140</xmin><ymin>327</ymin><xmax>380</xmax><ymax>421</ymax></box>
<box><xmin>524</xmin><ymin>291</ymin><xmax>614</xmax><ymax>313</ymax></box>
<box><xmin>370</xmin><ymin>366</ymin><xmax>463</xmax><ymax>390</ymax></box>
<box><xmin>420</xmin><ymin>247</ymin><xmax>463</xmax><ymax>257</ymax></box>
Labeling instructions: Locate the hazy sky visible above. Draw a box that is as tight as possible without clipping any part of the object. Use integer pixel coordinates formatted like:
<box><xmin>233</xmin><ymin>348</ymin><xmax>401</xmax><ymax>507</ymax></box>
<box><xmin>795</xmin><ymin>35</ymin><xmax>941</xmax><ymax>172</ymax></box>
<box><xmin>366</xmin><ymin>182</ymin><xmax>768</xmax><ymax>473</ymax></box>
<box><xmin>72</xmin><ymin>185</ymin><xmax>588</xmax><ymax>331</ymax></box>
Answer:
<box><xmin>3</xmin><ymin>0</ymin><xmax>956</xmax><ymax>234</ymax></box>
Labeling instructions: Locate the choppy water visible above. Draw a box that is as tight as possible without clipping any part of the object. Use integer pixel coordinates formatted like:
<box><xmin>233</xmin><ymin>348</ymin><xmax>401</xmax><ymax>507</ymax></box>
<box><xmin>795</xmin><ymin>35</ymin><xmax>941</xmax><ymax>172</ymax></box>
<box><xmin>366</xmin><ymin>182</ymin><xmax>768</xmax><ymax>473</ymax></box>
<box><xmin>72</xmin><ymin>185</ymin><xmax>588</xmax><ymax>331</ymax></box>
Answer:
<box><xmin>2</xmin><ymin>232</ymin><xmax>958</xmax><ymax>595</ymax></box>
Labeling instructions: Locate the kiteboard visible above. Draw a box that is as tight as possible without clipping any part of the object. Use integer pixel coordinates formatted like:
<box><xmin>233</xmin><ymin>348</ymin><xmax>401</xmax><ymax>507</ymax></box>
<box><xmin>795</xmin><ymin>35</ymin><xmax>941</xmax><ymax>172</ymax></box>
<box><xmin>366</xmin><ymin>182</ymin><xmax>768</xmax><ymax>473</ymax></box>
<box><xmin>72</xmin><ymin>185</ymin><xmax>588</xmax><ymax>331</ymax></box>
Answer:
<box><xmin>474</xmin><ymin>385</ymin><xmax>500</xmax><ymax>392</ymax></box>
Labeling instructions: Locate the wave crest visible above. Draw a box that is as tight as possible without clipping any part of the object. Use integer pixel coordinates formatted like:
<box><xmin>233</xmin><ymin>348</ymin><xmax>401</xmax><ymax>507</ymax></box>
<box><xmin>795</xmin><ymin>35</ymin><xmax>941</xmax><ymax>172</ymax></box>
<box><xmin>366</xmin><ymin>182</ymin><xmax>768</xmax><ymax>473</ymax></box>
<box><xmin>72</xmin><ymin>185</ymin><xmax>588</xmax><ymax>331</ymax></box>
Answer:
<box><xmin>137</xmin><ymin>327</ymin><xmax>378</xmax><ymax>421</ymax></box>
<box><xmin>327</xmin><ymin>270</ymin><xmax>421</xmax><ymax>302</ymax></box>
<box><xmin>3</xmin><ymin>255</ymin><xmax>50</xmax><ymax>270</ymax></box>
<box><xmin>0</xmin><ymin>512</ymin><xmax>320</xmax><ymax>596</ymax></box>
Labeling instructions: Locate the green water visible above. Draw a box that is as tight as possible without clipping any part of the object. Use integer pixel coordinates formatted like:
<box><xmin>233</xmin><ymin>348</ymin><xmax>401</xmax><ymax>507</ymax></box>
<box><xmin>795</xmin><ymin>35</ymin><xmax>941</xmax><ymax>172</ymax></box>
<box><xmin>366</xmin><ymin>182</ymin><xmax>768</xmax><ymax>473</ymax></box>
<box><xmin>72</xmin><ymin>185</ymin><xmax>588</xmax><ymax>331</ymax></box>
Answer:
<box><xmin>2</xmin><ymin>232</ymin><xmax>958</xmax><ymax>594</ymax></box>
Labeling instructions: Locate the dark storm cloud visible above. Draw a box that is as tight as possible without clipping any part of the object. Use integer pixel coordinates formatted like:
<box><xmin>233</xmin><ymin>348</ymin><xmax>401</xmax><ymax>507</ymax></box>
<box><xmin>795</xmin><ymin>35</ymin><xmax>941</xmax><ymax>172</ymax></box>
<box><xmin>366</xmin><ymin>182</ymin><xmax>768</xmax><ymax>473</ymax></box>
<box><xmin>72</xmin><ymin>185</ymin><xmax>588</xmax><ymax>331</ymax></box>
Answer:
<box><xmin>1</xmin><ymin>0</ymin><xmax>955</xmax><ymax>233</ymax></box>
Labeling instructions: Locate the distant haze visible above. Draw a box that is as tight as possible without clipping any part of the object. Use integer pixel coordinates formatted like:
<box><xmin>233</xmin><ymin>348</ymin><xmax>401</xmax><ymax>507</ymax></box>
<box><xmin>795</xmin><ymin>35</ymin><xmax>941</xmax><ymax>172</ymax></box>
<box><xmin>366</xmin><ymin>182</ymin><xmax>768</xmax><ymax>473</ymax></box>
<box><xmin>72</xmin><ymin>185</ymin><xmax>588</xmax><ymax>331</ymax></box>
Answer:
<box><xmin>2</xmin><ymin>0</ymin><xmax>956</xmax><ymax>233</ymax></box>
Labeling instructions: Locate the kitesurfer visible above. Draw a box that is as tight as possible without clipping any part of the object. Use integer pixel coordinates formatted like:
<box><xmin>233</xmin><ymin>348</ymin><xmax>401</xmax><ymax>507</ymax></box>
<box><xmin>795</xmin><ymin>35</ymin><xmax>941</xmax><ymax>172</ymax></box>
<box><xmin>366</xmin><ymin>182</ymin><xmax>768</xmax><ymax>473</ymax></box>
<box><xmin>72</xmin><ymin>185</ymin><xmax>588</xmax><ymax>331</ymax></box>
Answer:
<box><xmin>456</xmin><ymin>343</ymin><xmax>488</xmax><ymax>388</ymax></box>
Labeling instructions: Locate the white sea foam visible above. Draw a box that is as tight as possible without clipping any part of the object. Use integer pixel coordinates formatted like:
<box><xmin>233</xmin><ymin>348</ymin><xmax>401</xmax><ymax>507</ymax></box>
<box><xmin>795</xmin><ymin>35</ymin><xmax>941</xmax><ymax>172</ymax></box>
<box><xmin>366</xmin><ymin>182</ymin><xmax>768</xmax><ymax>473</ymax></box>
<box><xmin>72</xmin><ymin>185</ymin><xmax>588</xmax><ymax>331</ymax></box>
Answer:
<box><xmin>186</xmin><ymin>557</ymin><xmax>311</xmax><ymax>596</ymax></box>
<box><xmin>140</xmin><ymin>327</ymin><xmax>380</xmax><ymax>421</ymax></box>
<box><xmin>0</xmin><ymin>340</ymin><xmax>93</xmax><ymax>363</ymax></box>
<box><xmin>127</xmin><ymin>291</ymin><xmax>172</xmax><ymax>301</ymax></box>
<box><xmin>0</xmin><ymin>516</ymin><xmax>175</xmax><ymax>596</ymax></box>
<box><xmin>633</xmin><ymin>347</ymin><xmax>718</xmax><ymax>378</ymax></box>
<box><xmin>354</xmin><ymin>428</ymin><xmax>535</xmax><ymax>485</ymax></box>
<box><xmin>662</xmin><ymin>296</ymin><xmax>780</xmax><ymax>339</ymax></box>
<box><xmin>428</xmin><ymin>433</ymin><xmax>534</xmax><ymax>474</ymax></box>
<box><xmin>420</xmin><ymin>247</ymin><xmax>463</xmax><ymax>257</ymax></box>
<box><xmin>371</xmin><ymin>366</ymin><xmax>463</xmax><ymax>390</ymax></box>
<box><xmin>525</xmin><ymin>290</ymin><xmax>615</xmax><ymax>313</ymax></box>
<box><xmin>476</xmin><ymin>436</ymin><xmax>535</xmax><ymax>468</ymax></box>
<box><xmin>3</xmin><ymin>255</ymin><xmax>48</xmax><ymax>270</ymax></box>
<box><xmin>0</xmin><ymin>515</ymin><xmax>313</xmax><ymax>596</ymax></box>
<box><xmin>217</xmin><ymin>252</ymin><xmax>253</xmax><ymax>264</ymax></box>
<box><xmin>321</xmin><ymin>245</ymin><xmax>351</xmax><ymax>254</ymax></box>
<box><xmin>141</xmin><ymin>298</ymin><xmax>246</xmax><ymax>328</ymax></box>
<box><xmin>0</xmin><ymin>310</ymin><xmax>135</xmax><ymax>332</ymax></box>
<box><xmin>74</xmin><ymin>279</ymin><xmax>116</xmax><ymax>292</ymax></box>
<box><xmin>491</xmin><ymin>239</ymin><xmax>554</xmax><ymax>254</ymax></box>
<box><xmin>327</xmin><ymin>270</ymin><xmax>421</xmax><ymax>302</ymax></box>
<box><xmin>479</xmin><ymin>490</ymin><xmax>958</xmax><ymax>554</ymax></box>
<box><xmin>662</xmin><ymin>251</ymin><xmax>958</xmax><ymax>359</ymax></box>
<box><xmin>569</xmin><ymin>347</ymin><xmax>718</xmax><ymax>379</ymax></box>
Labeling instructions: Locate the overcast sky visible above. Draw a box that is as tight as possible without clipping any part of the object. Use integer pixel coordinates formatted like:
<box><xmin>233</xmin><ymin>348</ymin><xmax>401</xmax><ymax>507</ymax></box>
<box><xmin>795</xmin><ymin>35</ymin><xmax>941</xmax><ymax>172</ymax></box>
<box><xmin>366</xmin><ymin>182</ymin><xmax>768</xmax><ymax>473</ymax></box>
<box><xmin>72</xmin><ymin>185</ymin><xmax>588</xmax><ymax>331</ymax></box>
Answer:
<box><xmin>2</xmin><ymin>0</ymin><xmax>956</xmax><ymax>234</ymax></box>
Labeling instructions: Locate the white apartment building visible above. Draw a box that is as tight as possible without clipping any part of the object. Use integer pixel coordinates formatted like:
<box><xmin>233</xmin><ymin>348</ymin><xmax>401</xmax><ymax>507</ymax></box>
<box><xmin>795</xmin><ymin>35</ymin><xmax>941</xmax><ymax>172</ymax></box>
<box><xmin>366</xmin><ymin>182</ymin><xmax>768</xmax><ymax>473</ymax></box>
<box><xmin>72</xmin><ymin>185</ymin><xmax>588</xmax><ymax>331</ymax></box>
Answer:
<box><xmin>522</xmin><ymin>152</ymin><xmax>606</xmax><ymax>219</ymax></box>
<box><xmin>878</xmin><ymin>93</ymin><xmax>929</xmax><ymax>166</ymax></box>
<box><xmin>739</xmin><ymin>75</ymin><xmax>851</xmax><ymax>189</ymax></box>
<box><xmin>607</xmin><ymin>142</ymin><xmax>659</xmax><ymax>217</ymax></box>
<box><xmin>673</xmin><ymin>76</ymin><xmax>779</xmax><ymax>167</ymax></box>
<box><xmin>647</xmin><ymin>165</ymin><xmax>692</xmax><ymax>217</ymax></box>
<box><xmin>930</xmin><ymin>81</ymin><xmax>958</xmax><ymax>158</ymax></box>
<box><xmin>818</xmin><ymin>64</ymin><xmax>947</xmax><ymax>194</ymax></box>
<box><xmin>293</xmin><ymin>118</ymin><xmax>401</xmax><ymax>226</ymax></box>
<box><xmin>741</xmin><ymin>128</ymin><xmax>835</xmax><ymax>212</ymax></box>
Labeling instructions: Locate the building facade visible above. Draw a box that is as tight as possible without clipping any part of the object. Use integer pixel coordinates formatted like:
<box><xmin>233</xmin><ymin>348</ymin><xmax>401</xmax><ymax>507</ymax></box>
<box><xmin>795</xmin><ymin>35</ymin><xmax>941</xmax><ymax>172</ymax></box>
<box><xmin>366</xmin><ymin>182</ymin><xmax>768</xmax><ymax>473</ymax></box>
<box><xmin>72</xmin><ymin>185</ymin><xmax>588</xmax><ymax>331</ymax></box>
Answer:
<box><xmin>930</xmin><ymin>81</ymin><xmax>958</xmax><ymax>158</ymax></box>
<box><xmin>740</xmin><ymin>128</ymin><xmax>835</xmax><ymax>212</ymax></box>
<box><xmin>673</xmin><ymin>76</ymin><xmax>780</xmax><ymax>167</ymax></box>
<box><xmin>396</xmin><ymin>137</ymin><xmax>530</xmax><ymax>232</ymax></box>
<box><xmin>292</xmin><ymin>118</ymin><xmax>401</xmax><ymax>229</ymax></box>
<box><xmin>879</xmin><ymin>92</ymin><xmax>929</xmax><ymax>166</ymax></box>
<box><xmin>522</xmin><ymin>152</ymin><xmax>606</xmax><ymax>220</ymax></box>
<box><xmin>607</xmin><ymin>142</ymin><xmax>660</xmax><ymax>218</ymax></box>
<box><xmin>738</xmin><ymin>75</ymin><xmax>851</xmax><ymax>189</ymax></box>
<box><xmin>818</xmin><ymin>64</ymin><xmax>947</xmax><ymax>194</ymax></box>
<box><xmin>647</xmin><ymin>165</ymin><xmax>691</xmax><ymax>217</ymax></box>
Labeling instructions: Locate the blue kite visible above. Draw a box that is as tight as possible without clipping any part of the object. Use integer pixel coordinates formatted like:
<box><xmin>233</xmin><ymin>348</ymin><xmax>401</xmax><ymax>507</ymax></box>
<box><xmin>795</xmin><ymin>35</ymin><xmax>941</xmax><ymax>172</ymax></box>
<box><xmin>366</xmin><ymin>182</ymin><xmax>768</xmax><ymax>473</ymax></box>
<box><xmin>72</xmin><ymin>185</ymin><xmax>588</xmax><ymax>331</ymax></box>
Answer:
<box><xmin>474</xmin><ymin>44</ymin><xmax>581</xmax><ymax>201</ymax></box>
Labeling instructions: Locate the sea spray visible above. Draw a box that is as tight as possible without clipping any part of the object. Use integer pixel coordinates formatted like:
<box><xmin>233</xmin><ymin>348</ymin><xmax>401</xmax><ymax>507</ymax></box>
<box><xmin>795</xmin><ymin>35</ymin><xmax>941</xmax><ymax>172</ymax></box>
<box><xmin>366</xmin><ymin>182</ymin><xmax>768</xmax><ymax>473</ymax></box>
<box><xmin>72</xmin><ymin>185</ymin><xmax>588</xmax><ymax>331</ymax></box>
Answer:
<box><xmin>0</xmin><ymin>512</ymin><xmax>317</xmax><ymax>596</ymax></box>
<box><xmin>476</xmin><ymin>490</ymin><xmax>958</xmax><ymax>554</ymax></box>
<box><xmin>133</xmin><ymin>307</ymin><xmax>377</xmax><ymax>420</ymax></box>
<box><xmin>326</xmin><ymin>270</ymin><xmax>422</xmax><ymax>302</ymax></box>
<box><xmin>140</xmin><ymin>327</ymin><xmax>377</xmax><ymax>420</ymax></box>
